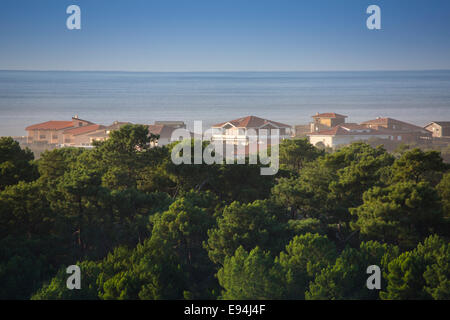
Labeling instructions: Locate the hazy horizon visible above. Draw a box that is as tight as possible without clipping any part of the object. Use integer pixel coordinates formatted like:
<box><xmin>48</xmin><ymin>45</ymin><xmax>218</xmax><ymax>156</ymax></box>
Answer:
<box><xmin>1</xmin><ymin>70</ymin><xmax>449</xmax><ymax>137</ymax></box>
<box><xmin>2</xmin><ymin>69</ymin><xmax>450</xmax><ymax>73</ymax></box>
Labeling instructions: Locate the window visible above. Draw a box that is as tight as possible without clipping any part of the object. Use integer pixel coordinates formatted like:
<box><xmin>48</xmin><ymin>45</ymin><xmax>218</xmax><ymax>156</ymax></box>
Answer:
<box><xmin>40</xmin><ymin>135</ymin><xmax>46</xmax><ymax>139</ymax></box>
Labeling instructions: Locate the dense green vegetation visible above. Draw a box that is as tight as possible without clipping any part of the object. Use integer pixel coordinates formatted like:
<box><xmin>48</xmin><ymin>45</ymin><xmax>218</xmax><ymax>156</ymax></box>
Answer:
<box><xmin>0</xmin><ymin>126</ymin><xmax>449</xmax><ymax>300</ymax></box>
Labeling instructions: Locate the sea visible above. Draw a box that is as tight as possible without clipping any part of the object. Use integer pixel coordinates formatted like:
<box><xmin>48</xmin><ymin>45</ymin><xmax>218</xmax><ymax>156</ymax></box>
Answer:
<box><xmin>1</xmin><ymin>70</ymin><xmax>450</xmax><ymax>137</ymax></box>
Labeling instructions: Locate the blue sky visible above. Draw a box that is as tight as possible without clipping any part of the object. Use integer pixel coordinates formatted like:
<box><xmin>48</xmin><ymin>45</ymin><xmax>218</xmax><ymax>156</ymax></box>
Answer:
<box><xmin>0</xmin><ymin>0</ymin><xmax>449</xmax><ymax>71</ymax></box>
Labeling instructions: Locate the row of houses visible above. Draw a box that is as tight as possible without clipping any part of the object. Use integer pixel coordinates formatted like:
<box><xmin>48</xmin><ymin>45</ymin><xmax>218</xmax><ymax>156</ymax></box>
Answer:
<box><xmin>305</xmin><ymin>113</ymin><xmax>443</xmax><ymax>148</ymax></box>
<box><xmin>25</xmin><ymin>116</ymin><xmax>186</xmax><ymax>148</ymax></box>
<box><xmin>25</xmin><ymin>116</ymin><xmax>126</xmax><ymax>146</ymax></box>
<box><xmin>25</xmin><ymin>115</ymin><xmax>293</xmax><ymax>149</ymax></box>
<box><xmin>24</xmin><ymin>113</ymin><xmax>450</xmax><ymax>150</ymax></box>
<box><xmin>209</xmin><ymin>113</ymin><xmax>449</xmax><ymax>149</ymax></box>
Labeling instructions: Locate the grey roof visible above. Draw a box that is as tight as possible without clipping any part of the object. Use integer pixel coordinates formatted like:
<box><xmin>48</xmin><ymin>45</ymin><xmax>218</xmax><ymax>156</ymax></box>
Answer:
<box><xmin>155</xmin><ymin>120</ymin><xmax>184</xmax><ymax>124</ymax></box>
<box><xmin>427</xmin><ymin>121</ymin><xmax>450</xmax><ymax>127</ymax></box>
<box><xmin>106</xmin><ymin>121</ymin><xmax>132</xmax><ymax>131</ymax></box>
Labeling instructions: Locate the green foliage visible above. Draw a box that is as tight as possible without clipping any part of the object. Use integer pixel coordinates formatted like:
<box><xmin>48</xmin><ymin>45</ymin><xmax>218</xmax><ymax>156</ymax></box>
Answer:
<box><xmin>206</xmin><ymin>200</ymin><xmax>289</xmax><ymax>265</ymax></box>
<box><xmin>0</xmin><ymin>137</ymin><xmax>37</xmax><ymax>190</ymax></box>
<box><xmin>273</xmin><ymin>142</ymin><xmax>395</xmax><ymax>245</ymax></box>
<box><xmin>163</xmin><ymin>139</ymin><xmax>276</xmax><ymax>203</ymax></box>
<box><xmin>0</xmin><ymin>236</ymin><xmax>69</xmax><ymax>299</ymax></box>
<box><xmin>37</xmin><ymin>147</ymin><xmax>84</xmax><ymax>188</ymax></box>
<box><xmin>146</xmin><ymin>190</ymin><xmax>220</xmax><ymax>299</ymax></box>
<box><xmin>437</xmin><ymin>172</ymin><xmax>450</xmax><ymax>222</ymax></box>
<box><xmin>279</xmin><ymin>138</ymin><xmax>324</xmax><ymax>173</ymax></box>
<box><xmin>277</xmin><ymin>233</ymin><xmax>337</xmax><ymax>299</ymax></box>
<box><xmin>380</xmin><ymin>235</ymin><xmax>449</xmax><ymax>300</ymax></box>
<box><xmin>391</xmin><ymin>148</ymin><xmax>447</xmax><ymax>184</ymax></box>
<box><xmin>306</xmin><ymin>241</ymin><xmax>399</xmax><ymax>300</ymax></box>
<box><xmin>211</xmin><ymin>163</ymin><xmax>275</xmax><ymax>203</ymax></box>
<box><xmin>217</xmin><ymin>246</ymin><xmax>283</xmax><ymax>300</ymax></box>
<box><xmin>0</xmin><ymin>181</ymin><xmax>71</xmax><ymax>299</ymax></box>
<box><xmin>96</xmin><ymin>124</ymin><xmax>157</xmax><ymax>154</ymax></box>
<box><xmin>31</xmin><ymin>260</ymin><xmax>101</xmax><ymax>300</ymax></box>
<box><xmin>351</xmin><ymin>181</ymin><xmax>444</xmax><ymax>249</ymax></box>
<box><xmin>1</xmin><ymin>131</ymin><xmax>449</xmax><ymax>301</ymax></box>
<box><xmin>0</xmin><ymin>181</ymin><xmax>52</xmax><ymax>238</ymax></box>
<box><xmin>33</xmin><ymin>192</ymin><xmax>220</xmax><ymax>300</ymax></box>
<box><xmin>287</xmin><ymin>218</ymin><xmax>326</xmax><ymax>236</ymax></box>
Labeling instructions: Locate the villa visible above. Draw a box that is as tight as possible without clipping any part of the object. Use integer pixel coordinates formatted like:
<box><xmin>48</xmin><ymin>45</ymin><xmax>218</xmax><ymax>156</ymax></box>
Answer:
<box><xmin>211</xmin><ymin>115</ymin><xmax>293</xmax><ymax>146</ymax></box>
<box><xmin>84</xmin><ymin>121</ymin><xmax>132</xmax><ymax>144</ymax></box>
<box><xmin>361</xmin><ymin>117</ymin><xmax>432</xmax><ymax>143</ymax></box>
<box><xmin>308</xmin><ymin>123</ymin><xmax>401</xmax><ymax>148</ymax></box>
<box><xmin>148</xmin><ymin>123</ymin><xmax>186</xmax><ymax>146</ymax></box>
<box><xmin>311</xmin><ymin>112</ymin><xmax>348</xmax><ymax>132</ymax></box>
<box><xmin>424</xmin><ymin>121</ymin><xmax>450</xmax><ymax>138</ymax></box>
<box><xmin>307</xmin><ymin>115</ymin><xmax>433</xmax><ymax>148</ymax></box>
<box><xmin>62</xmin><ymin>124</ymin><xmax>105</xmax><ymax>146</ymax></box>
<box><xmin>25</xmin><ymin>116</ymin><xmax>94</xmax><ymax>145</ymax></box>
<box><xmin>25</xmin><ymin>117</ymin><xmax>132</xmax><ymax>147</ymax></box>
<box><xmin>25</xmin><ymin>114</ymin><xmax>441</xmax><ymax>151</ymax></box>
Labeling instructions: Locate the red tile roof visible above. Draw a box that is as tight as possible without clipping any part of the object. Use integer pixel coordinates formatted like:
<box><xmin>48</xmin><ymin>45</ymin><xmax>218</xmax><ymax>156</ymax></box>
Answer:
<box><xmin>212</xmin><ymin>115</ymin><xmax>291</xmax><ymax>128</ymax></box>
<box><xmin>361</xmin><ymin>118</ymin><xmax>412</xmax><ymax>128</ymax></box>
<box><xmin>106</xmin><ymin>122</ymin><xmax>132</xmax><ymax>131</ymax></box>
<box><xmin>26</xmin><ymin>121</ymin><xmax>75</xmax><ymax>131</ymax></box>
<box><xmin>361</xmin><ymin>117</ymin><xmax>424</xmax><ymax>130</ymax></box>
<box><xmin>63</xmin><ymin>124</ymin><xmax>104</xmax><ymax>136</ymax></box>
<box><xmin>312</xmin><ymin>113</ymin><xmax>348</xmax><ymax>118</ymax></box>
<box><xmin>340</xmin><ymin>123</ymin><xmax>368</xmax><ymax>130</ymax></box>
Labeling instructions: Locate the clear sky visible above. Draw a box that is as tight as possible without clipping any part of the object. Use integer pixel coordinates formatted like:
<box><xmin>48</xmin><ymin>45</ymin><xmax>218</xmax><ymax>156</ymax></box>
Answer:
<box><xmin>1</xmin><ymin>0</ymin><xmax>449</xmax><ymax>71</ymax></box>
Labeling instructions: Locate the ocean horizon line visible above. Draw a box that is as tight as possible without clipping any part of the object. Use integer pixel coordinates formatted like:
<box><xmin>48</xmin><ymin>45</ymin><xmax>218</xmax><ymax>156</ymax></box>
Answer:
<box><xmin>1</xmin><ymin>69</ymin><xmax>450</xmax><ymax>74</ymax></box>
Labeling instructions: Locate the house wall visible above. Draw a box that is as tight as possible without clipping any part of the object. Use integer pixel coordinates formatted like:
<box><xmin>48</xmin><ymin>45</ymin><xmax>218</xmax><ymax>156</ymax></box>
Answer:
<box><xmin>72</xmin><ymin>119</ymin><xmax>91</xmax><ymax>127</ymax></box>
<box><xmin>309</xmin><ymin>134</ymin><xmax>393</xmax><ymax>148</ymax></box>
<box><xmin>314</xmin><ymin>118</ymin><xmax>332</xmax><ymax>127</ymax></box>
<box><xmin>27</xmin><ymin>129</ymin><xmax>66</xmax><ymax>144</ymax></box>
<box><xmin>425</xmin><ymin>123</ymin><xmax>450</xmax><ymax>138</ymax></box>
<box><xmin>331</xmin><ymin>118</ymin><xmax>346</xmax><ymax>127</ymax></box>
<box><xmin>294</xmin><ymin>124</ymin><xmax>311</xmax><ymax>137</ymax></box>
<box><xmin>313</xmin><ymin>117</ymin><xmax>345</xmax><ymax>128</ymax></box>
<box><xmin>309</xmin><ymin>135</ymin><xmax>334</xmax><ymax>147</ymax></box>
<box><xmin>333</xmin><ymin>135</ymin><xmax>392</xmax><ymax>147</ymax></box>
<box><xmin>72</xmin><ymin>134</ymin><xmax>92</xmax><ymax>146</ymax></box>
<box><xmin>156</xmin><ymin>137</ymin><xmax>170</xmax><ymax>146</ymax></box>
<box><xmin>62</xmin><ymin>133</ymin><xmax>75</xmax><ymax>145</ymax></box>
<box><xmin>443</xmin><ymin>127</ymin><xmax>450</xmax><ymax>137</ymax></box>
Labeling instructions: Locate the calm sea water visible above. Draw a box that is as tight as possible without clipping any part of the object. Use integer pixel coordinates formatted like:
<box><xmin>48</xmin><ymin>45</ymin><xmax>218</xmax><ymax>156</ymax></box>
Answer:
<box><xmin>1</xmin><ymin>70</ymin><xmax>450</xmax><ymax>136</ymax></box>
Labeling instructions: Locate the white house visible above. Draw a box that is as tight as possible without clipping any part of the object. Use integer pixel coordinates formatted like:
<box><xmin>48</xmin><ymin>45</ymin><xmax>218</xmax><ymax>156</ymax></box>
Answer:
<box><xmin>211</xmin><ymin>115</ymin><xmax>293</xmax><ymax>146</ymax></box>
